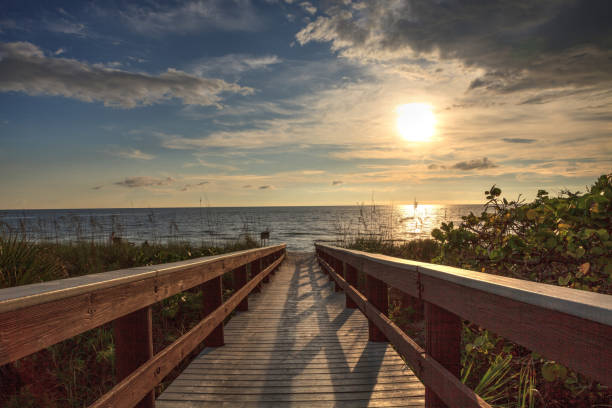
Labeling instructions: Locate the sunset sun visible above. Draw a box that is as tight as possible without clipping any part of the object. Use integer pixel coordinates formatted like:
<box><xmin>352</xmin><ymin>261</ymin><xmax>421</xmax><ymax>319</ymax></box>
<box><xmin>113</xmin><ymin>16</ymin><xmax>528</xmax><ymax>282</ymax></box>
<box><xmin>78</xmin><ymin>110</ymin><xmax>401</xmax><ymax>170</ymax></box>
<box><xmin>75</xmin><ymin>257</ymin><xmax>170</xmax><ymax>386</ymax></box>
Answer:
<box><xmin>396</xmin><ymin>103</ymin><xmax>436</xmax><ymax>142</ymax></box>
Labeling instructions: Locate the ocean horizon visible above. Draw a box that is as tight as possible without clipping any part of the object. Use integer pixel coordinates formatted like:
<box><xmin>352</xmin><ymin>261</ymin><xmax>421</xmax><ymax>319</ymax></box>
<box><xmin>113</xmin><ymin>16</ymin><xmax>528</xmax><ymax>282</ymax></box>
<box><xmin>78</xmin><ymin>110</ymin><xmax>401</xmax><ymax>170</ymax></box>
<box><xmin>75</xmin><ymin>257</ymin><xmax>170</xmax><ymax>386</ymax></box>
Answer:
<box><xmin>1</xmin><ymin>204</ymin><xmax>483</xmax><ymax>252</ymax></box>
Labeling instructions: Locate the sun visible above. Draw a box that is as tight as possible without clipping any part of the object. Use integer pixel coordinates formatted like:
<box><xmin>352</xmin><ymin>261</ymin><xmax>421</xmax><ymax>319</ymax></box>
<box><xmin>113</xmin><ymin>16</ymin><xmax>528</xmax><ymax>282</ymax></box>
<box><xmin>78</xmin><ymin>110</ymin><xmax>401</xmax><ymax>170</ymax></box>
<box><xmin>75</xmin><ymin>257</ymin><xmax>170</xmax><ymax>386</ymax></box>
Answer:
<box><xmin>396</xmin><ymin>103</ymin><xmax>436</xmax><ymax>142</ymax></box>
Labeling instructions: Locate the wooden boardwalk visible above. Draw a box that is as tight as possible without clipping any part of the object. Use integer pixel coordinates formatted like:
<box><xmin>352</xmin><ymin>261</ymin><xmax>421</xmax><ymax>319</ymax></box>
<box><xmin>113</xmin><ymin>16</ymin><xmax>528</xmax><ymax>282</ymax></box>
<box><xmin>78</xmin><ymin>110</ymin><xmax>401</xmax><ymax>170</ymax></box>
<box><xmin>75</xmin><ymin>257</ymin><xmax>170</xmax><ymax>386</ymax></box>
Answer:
<box><xmin>157</xmin><ymin>252</ymin><xmax>425</xmax><ymax>407</ymax></box>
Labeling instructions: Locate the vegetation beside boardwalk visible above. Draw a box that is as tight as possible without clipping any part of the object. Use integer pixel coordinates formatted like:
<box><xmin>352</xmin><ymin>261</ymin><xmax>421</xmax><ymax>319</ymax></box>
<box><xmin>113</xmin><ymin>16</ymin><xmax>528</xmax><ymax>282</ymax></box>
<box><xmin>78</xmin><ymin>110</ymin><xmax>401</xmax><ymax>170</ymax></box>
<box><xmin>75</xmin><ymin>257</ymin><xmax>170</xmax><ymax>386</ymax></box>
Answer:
<box><xmin>0</xmin><ymin>237</ymin><xmax>257</xmax><ymax>407</ymax></box>
<box><xmin>1</xmin><ymin>175</ymin><xmax>610</xmax><ymax>407</ymax></box>
<box><xmin>343</xmin><ymin>174</ymin><xmax>611</xmax><ymax>408</ymax></box>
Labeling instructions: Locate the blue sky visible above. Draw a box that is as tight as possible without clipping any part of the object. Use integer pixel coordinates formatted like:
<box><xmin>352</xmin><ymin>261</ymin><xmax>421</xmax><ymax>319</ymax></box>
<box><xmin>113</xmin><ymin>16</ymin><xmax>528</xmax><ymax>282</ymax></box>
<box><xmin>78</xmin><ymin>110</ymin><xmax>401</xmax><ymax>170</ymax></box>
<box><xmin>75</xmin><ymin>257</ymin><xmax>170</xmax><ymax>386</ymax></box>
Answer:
<box><xmin>1</xmin><ymin>0</ymin><xmax>611</xmax><ymax>209</ymax></box>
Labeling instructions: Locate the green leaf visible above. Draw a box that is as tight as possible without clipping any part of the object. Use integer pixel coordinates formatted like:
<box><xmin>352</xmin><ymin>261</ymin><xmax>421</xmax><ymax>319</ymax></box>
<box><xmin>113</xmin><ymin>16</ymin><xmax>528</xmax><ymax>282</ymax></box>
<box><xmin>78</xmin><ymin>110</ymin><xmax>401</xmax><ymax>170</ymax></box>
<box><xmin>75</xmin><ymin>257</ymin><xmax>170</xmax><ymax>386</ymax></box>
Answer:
<box><xmin>542</xmin><ymin>363</ymin><xmax>557</xmax><ymax>382</ymax></box>
<box><xmin>596</xmin><ymin>229</ymin><xmax>610</xmax><ymax>241</ymax></box>
<box><xmin>558</xmin><ymin>274</ymin><xmax>572</xmax><ymax>286</ymax></box>
<box><xmin>604</xmin><ymin>263</ymin><xmax>612</xmax><ymax>277</ymax></box>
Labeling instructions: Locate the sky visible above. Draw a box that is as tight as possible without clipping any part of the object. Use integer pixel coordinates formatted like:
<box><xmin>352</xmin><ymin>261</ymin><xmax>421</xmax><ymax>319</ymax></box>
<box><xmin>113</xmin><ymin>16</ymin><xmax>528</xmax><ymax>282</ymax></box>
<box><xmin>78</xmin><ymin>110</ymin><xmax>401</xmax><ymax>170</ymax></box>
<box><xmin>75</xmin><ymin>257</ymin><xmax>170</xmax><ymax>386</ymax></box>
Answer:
<box><xmin>0</xmin><ymin>0</ymin><xmax>611</xmax><ymax>209</ymax></box>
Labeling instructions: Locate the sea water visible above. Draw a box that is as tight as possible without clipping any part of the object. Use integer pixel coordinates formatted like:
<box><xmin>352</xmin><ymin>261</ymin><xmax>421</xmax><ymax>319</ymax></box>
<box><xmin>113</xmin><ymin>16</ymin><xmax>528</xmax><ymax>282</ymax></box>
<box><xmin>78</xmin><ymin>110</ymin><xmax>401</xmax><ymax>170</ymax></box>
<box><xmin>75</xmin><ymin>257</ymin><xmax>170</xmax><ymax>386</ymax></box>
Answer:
<box><xmin>0</xmin><ymin>204</ymin><xmax>483</xmax><ymax>252</ymax></box>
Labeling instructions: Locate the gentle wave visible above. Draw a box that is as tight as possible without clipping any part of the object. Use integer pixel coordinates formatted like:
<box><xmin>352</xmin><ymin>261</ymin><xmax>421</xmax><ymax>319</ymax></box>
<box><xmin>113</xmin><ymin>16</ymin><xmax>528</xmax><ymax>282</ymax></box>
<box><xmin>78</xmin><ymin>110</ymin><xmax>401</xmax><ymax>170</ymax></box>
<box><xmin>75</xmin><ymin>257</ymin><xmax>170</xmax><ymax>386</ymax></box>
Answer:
<box><xmin>0</xmin><ymin>205</ymin><xmax>482</xmax><ymax>252</ymax></box>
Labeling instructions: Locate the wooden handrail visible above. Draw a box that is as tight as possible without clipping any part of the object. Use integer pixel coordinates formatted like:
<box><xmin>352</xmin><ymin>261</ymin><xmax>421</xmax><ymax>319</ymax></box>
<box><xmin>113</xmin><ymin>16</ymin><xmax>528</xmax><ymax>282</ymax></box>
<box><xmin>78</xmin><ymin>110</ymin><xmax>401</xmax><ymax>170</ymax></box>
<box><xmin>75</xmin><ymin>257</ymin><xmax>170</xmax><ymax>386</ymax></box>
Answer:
<box><xmin>0</xmin><ymin>244</ymin><xmax>286</xmax><ymax>408</ymax></box>
<box><xmin>315</xmin><ymin>243</ymin><xmax>612</xmax><ymax>408</ymax></box>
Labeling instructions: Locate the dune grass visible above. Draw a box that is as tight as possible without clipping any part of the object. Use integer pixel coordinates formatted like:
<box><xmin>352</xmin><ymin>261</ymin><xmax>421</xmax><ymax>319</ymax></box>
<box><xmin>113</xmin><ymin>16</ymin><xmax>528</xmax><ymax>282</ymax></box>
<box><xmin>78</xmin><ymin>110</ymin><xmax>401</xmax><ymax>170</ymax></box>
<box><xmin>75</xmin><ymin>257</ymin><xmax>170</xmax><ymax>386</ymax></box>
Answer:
<box><xmin>0</xmin><ymin>235</ymin><xmax>258</xmax><ymax>408</ymax></box>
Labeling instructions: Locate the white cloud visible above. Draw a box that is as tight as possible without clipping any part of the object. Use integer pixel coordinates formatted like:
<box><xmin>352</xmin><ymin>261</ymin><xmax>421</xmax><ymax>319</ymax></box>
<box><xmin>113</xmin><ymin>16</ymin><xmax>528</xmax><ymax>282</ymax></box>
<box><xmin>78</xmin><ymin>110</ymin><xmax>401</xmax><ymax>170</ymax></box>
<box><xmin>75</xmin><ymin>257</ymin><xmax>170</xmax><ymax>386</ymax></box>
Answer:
<box><xmin>193</xmin><ymin>54</ymin><xmax>282</xmax><ymax>77</ymax></box>
<box><xmin>299</xmin><ymin>2</ymin><xmax>317</xmax><ymax>15</ymax></box>
<box><xmin>0</xmin><ymin>41</ymin><xmax>254</xmax><ymax>108</ymax></box>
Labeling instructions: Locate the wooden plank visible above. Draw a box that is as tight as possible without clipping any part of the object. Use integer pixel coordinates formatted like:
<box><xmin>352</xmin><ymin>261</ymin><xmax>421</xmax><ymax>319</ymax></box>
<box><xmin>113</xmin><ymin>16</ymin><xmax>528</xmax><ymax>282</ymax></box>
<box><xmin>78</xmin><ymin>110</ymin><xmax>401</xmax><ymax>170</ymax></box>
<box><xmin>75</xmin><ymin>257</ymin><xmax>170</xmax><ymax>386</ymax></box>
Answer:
<box><xmin>250</xmin><ymin>257</ymin><xmax>262</xmax><ymax>293</ymax></box>
<box><xmin>113</xmin><ymin>306</ymin><xmax>154</xmax><ymax>408</ymax></box>
<box><xmin>317</xmin><ymin>244</ymin><xmax>612</xmax><ymax>387</ymax></box>
<box><xmin>320</xmin><ymin>256</ymin><xmax>489</xmax><ymax>408</ymax></box>
<box><xmin>158</xmin><ymin>389</ymin><xmax>424</xmax><ymax>402</ymax></box>
<box><xmin>233</xmin><ymin>265</ymin><xmax>248</xmax><ymax>311</ymax></box>
<box><xmin>316</xmin><ymin>244</ymin><xmax>612</xmax><ymax>325</ymax></box>
<box><xmin>424</xmin><ymin>302</ymin><xmax>461</xmax><ymax>408</ymax></box>
<box><xmin>421</xmin><ymin>275</ymin><xmax>612</xmax><ymax>387</ymax></box>
<box><xmin>156</xmin><ymin>400</ymin><xmax>425</xmax><ymax>408</ymax></box>
<box><xmin>0</xmin><ymin>245</ymin><xmax>285</xmax><ymax>366</ymax></box>
<box><xmin>367</xmin><ymin>274</ymin><xmax>388</xmax><ymax>342</ymax></box>
<box><xmin>89</xmin><ymin>253</ymin><xmax>285</xmax><ymax>408</ymax></box>
<box><xmin>0</xmin><ymin>245</ymin><xmax>286</xmax><ymax>313</ymax></box>
<box><xmin>345</xmin><ymin>262</ymin><xmax>358</xmax><ymax>309</ymax></box>
<box><xmin>158</xmin><ymin>253</ymin><xmax>425</xmax><ymax>408</ymax></box>
<box><xmin>202</xmin><ymin>276</ymin><xmax>224</xmax><ymax>347</ymax></box>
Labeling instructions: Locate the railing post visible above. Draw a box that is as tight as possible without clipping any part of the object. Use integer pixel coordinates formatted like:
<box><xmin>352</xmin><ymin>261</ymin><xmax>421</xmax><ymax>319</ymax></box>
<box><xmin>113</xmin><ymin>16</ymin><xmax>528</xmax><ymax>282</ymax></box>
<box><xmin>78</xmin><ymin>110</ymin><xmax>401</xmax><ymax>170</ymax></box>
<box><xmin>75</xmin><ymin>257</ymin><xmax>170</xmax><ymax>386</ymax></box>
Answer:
<box><xmin>113</xmin><ymin>307</ymin><xmax>154</xmax><ymax>408</ymax></box>
<box><xmin>425</xmin><ymin>302</ymin><xmax>461</xmax><ymax>408</ymax></box>
<box><xmin>234</xmin><ymin>265</ymin><xmax>248</xmax><ymax>311</ymax></box>
<box><xmin>251</xmin><ymin>257</ymin><xmax>262</xmax><ymax>293</ymax></box>
<box><xmin>366</xmin><ymin>275</ymin><xmax>388</xmax><ymax>342</ymax></box>
<box><xmin>263</xmin><ymin>254</ymin><xmax>271</xmax><ymax>283</ymax></box>
<box><xmin>270</xmin><ymin>252</ymin><xmax>277</xmax><ymax>275</ymax></box>
<box><xmin>333</xmin><ymin>257</ymin><xmax>342</xmax><ymax>292</ymax></box>
<box><xmin>344</xmin><ymin>262</ymin><xmax>358</xmax><ymax>309</ymax></box>
<box><xmin>326</xmin><ymin>254</ymin><xmax>333</xmax><ymax>281</ymax></box>
<box><xmin>202</xmin><ymin>276</ymin><xmax>224</xmax><ymax>347</ymax></box>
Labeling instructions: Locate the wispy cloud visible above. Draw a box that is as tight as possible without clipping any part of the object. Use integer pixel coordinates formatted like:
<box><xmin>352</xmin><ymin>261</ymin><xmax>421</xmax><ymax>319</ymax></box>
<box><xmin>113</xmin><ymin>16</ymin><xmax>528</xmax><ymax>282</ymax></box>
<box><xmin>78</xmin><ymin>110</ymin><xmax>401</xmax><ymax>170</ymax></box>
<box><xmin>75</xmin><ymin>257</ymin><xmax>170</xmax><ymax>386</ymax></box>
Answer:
<box><xmin>109</xmin><ymin>148</ymin><xmax>155</xmax><ymax>160</ymax></box>
<box><xmin>114</xmin><ymin>176</ymin><xmax>174</xmax><ymax>188</ymax></box>
<box><xmin>45</xmin><ymin>19</ymin><xmax>87</xmax><ymax>36</ymax></box>
<box><xmin>259</xmin><ymin>185</ymin><xmax>273</xmax><ymax>190</ymax></box>
<box><xmin>0</xmin><ymin>41</ymin><xmax>253</xmax><ymax>108</ymax></box>
<box><xmin>180</xmin><ymin>181</ymin><xmax>209</xmax><ymax>191</ymax></box>
<box><xmin>502</xmin><ymin>138</ymin><xmax>536</xmax><ymax>144</ymax></box>
<box><xmin>451</xmin><ymin>157</ymin><xmax>498</xmax><ymax>171</ymax></box>
<box><xmin>116</xmin><ymin>0</ymin><xmax>262</xmax><ymax>34</ymax></box>
<box><xmin>194</xmin><ymin>54</ymin><xmax>282</xmax><ymax>77</ymax></box>
<box><xmin>332</xmin><ymin>180</ymin><xmax>343</xmax><ymax>185</ymax></box>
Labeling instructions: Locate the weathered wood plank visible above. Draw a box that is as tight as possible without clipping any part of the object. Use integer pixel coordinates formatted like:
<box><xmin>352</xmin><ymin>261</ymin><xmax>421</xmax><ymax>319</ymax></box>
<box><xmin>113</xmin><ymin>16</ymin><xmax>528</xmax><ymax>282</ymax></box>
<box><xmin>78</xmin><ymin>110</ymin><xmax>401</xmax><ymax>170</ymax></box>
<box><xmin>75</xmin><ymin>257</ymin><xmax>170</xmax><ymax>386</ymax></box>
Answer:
<box><xmin>89</xmin><ymin>253</ymin><xmax>285</xmax><ymax>408</ymax></box>
<box><xmin>424</xmin><ymin>302</ymin><xmax>461</xmax><ymax>408</ymax></box>
<box><xmin>113</xmin><ymin>306</ymin><xmax>154</xmax><ymax>408</ymax></box>
<box><xmin>0</xmin><ymin>245</ymin><xmax>285</xmax><ymax>365</ymax></box>
<box><xmin>319</xmin><ymin>256</ymin><xmax>488</xmax><ymax>408</ymax></box>
<box><xmin>317</xmin><ymin>243</ymin><xmax>612</xmax><ymax>387</ymax></box>
<box><xmin>158</xmin><ymin>253</ymin><xmax>425</xmax><ymax>407</ymax></box>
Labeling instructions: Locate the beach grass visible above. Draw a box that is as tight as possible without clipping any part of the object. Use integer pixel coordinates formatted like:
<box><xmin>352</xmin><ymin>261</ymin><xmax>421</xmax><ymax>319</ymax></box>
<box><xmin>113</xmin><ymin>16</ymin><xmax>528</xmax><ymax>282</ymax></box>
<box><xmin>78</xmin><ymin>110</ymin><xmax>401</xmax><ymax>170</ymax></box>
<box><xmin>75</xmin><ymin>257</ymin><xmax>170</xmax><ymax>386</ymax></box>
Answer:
<box><xmin>0</xmin><ymin>235</ymin><xmax>258</xmax><ymax>407</ymax></box>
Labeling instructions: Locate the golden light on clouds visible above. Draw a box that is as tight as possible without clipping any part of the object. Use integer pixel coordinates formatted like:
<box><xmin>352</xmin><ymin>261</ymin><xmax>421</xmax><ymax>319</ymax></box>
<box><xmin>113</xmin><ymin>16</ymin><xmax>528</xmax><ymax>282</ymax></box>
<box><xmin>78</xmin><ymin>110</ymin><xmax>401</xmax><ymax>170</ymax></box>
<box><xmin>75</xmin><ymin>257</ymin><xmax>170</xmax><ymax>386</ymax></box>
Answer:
<box><xmin>396</xmin><ymin>103</ymin><xmax>436</xmax><ymax>142</ymax></box>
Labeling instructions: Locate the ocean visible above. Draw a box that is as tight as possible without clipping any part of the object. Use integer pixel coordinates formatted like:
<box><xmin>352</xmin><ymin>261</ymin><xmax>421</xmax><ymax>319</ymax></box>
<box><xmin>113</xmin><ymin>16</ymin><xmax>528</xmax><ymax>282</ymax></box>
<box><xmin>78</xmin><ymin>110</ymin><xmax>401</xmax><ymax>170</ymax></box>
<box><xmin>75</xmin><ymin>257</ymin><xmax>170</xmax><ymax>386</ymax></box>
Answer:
<box><xmin>0</xmin><ymin>204</ymin><xmax>483</xmax><ymax>252</ymax></box>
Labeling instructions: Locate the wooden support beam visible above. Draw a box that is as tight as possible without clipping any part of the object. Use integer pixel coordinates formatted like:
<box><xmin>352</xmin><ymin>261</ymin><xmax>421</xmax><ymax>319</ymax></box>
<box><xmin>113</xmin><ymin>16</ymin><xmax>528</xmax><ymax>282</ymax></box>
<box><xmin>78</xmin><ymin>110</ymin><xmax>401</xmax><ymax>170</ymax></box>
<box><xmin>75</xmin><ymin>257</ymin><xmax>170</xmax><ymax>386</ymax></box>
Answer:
<box><xmin>319</xmin><ymin>255</ymin><xmax>489</xmax><ymax>408</ymax></box>
<box><xmin>113</xmin><ymin>307</ymin><xmax>154</xmax><ymax>408</ymax></box>
<box><xmin>344</xmin><ymin>263</ymin><xmax>358</xmax><ymax>309</ymax></box>
<box><xmin>233</xmin><ymin>265</ymin><xmax>248</xmax><ymax>311</ymax></box>
<box><xmin>202</xmin><ymin>276</ymin><xmax>224</xmax><ymax>347</ymax></box>
<box><xmin>333</xmin><ymin>258</ymin><xmax>342</xmax><ymax>292</ymax></box>
<box><xmin>366</xmin><ymin>275</ymin><xmax>388</xmax><ymax>342</ymax></box>
<box><xmin>263</xmin><ymin>255</ymin><xmax>271</xmax><ymax>283</ymax></box>
<box><xmin>92</xmin><ymin>253</ymin><xmax>285</xmax><ymax>408</ymax></box>
<box><xmin>251</xmin><ymin>258</ymin><xmax>262</xmax><ymax>293</ymax></box>
<box><xmin>425</xmin><ymin>302</ymin><xmax>462</xmax><ymax>408</ymax></box>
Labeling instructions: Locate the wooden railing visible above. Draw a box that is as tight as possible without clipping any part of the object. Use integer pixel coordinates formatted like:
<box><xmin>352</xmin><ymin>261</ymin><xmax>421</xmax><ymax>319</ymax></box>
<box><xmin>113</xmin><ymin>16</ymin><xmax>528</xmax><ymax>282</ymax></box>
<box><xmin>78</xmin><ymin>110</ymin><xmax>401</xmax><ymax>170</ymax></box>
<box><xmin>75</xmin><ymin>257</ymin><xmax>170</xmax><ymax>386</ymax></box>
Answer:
<box><xmin>315</xmin><ymin>243</ymin><xmax>612</xmax><ymax>408</ymax></box>
<box><xmin>0</xmin><ymin>244</ymin><xmax>286</xmax><ymax>408</ymax></box>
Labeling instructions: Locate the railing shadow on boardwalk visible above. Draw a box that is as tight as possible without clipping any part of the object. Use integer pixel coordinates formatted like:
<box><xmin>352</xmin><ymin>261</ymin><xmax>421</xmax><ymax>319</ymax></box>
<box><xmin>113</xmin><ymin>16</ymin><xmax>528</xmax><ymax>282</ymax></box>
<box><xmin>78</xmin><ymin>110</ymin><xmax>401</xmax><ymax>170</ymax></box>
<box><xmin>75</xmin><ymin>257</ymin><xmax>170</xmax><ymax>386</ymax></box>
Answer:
<box><xmin>2</xmin><ymin>242</ymin><xmax>610</xmax><ymax>408</ymax></box>
<box><xmin>255</xmin><ymin>253</ymin><xmax>385</xmax><ymax>405</ymax></box>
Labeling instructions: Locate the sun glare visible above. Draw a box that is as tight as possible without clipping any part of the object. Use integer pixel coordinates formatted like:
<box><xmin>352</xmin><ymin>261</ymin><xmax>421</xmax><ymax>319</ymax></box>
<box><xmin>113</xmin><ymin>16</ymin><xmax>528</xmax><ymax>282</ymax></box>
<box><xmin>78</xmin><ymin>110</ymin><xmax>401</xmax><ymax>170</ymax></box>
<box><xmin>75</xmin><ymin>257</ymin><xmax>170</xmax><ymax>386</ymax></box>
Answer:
<box><xmin>396</xmin><ymin>103</ymin><xmax>436</xmax><ymax>142</ymax></box>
